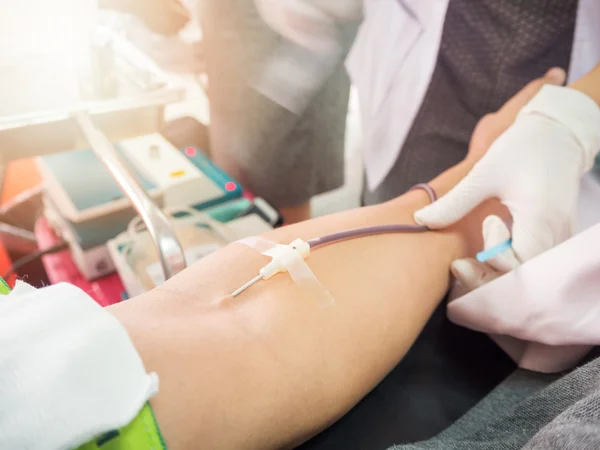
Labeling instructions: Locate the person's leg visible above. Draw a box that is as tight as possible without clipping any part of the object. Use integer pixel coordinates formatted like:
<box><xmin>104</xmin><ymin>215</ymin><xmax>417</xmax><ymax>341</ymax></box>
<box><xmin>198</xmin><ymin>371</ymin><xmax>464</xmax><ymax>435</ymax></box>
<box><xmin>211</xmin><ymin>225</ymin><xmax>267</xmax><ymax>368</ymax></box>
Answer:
<box><xmin>279</xmin><ymin>201</ymin><xmax>312</xmax><ymax>225</ymax></box>
<box><xmin>198</xmin><ymin>0</ymin><xmax>354</xmax><ymax>223</ymax></box>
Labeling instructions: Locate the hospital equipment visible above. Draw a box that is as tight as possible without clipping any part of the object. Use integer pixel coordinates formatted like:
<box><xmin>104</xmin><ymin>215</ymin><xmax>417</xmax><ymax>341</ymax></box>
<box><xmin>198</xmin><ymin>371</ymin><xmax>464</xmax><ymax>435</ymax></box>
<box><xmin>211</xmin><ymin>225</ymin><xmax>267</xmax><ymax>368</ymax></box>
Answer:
<box><xmin>1</xmin><ymin>6</ymin><xmax>281</xmax><ymax>290</ymax></box>
<box><xmin>0</xmin><ymin>15</ymin><xmax>190</xmax><ymax>285</ymax></box>
<box><xmin>38</xmin><ymin>137</ymin><xmax>242</xmax><ymax>280</ymax></box>
<box><xmin>232</xmin><ymin>184</ymin><xmax>438</xmax><ymax>297</ymax></box>
<box><xmin>1</xmin><ymin>241</ymin><xmax>70</xmax><ymax>282</ymax></box>
<box><xmin>109</xmin><ymin>205</ymin><xmax>274</xmax><ymax>297</ymax></box>
<box><xmin>35</xmin><ymin>216</ymin><xmax>126</xmax><ymax>307</ymax></box>
<box><xmin>122</xmin><ymin>210</ymin><xmax>229</xmax><ymax>292</ymax></box>
<box><xmin>119</xmin><ymin>134</ymin><xmax>242</xmax><ymax>208</ymax></box>
<box><xmin>235</xmin><ymin>236</ymin><xmax>335</xmax><ymax>306</ymax></box>
<box><xmin>78</xmin><ymin>110</ymin><xmax>188</xmax><ymax>282</ymax></box>
<box><xmin>0</xmin><ymin>223</ymin><xmax>37</xmax><ymax>255</ymax></box>
<box><xmin>204</xmin><ymin>197</ymin><xmax>283</xmax><ymax>227</ymax></box>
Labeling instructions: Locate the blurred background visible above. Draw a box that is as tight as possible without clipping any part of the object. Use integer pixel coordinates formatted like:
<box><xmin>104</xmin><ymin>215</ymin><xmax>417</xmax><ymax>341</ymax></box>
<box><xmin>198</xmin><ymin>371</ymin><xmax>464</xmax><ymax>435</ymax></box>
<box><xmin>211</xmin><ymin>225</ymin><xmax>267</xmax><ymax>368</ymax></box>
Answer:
<box><xmin>0</xmin><ymin>0</ymin><xmax>362</xmax><ymax>293</ymax></box>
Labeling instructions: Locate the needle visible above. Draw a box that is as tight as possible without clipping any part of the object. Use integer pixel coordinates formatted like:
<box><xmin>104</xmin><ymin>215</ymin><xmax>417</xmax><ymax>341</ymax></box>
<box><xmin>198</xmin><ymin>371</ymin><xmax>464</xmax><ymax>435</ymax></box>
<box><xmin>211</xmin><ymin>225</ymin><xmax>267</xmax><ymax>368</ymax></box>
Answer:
<box><xmin>476</xmin><ymin>238</ymin><xmax>513</xmax><ymax>263</ymax></box>
<box><xmin>231</xmin><ymin>274</ymin><xmax>263</xmax><ymax>297</ymax></box>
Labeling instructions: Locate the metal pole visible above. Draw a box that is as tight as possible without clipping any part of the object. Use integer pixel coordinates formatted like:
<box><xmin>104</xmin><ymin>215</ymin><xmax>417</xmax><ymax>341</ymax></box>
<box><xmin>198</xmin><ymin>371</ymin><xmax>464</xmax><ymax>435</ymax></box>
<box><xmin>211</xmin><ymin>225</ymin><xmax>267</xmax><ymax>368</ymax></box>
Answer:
<box><xmin>75</xmin><ymin>112</ymin><xmax>186</xmax><ymax>281</ymax></box>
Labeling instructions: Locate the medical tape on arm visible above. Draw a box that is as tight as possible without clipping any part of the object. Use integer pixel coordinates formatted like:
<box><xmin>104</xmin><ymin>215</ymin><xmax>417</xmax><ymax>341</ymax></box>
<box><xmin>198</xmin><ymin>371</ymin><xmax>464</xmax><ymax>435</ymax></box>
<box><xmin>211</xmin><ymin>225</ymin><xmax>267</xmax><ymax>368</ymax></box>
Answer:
<box><xmin>236</xmin><ymin>237</ymin><xmax>334</xmax><ymax>307</ymax></box>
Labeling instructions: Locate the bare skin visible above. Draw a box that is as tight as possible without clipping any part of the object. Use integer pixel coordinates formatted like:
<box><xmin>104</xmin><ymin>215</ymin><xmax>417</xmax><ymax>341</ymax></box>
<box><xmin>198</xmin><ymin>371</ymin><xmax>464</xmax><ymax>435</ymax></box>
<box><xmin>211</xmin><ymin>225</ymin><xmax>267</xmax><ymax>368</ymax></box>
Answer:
<box><xmin>280</xmin><ymin>201</ymin><xmax>312</xmax><ymax>224</ymax></box>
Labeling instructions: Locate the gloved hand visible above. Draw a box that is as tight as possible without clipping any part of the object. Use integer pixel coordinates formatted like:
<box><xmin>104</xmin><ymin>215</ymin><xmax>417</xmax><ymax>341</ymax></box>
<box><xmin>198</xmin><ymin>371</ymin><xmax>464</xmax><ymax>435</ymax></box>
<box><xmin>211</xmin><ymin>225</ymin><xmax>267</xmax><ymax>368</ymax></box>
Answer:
<box><xmin>415</xmin><ymin>78</ymin><xmax>600</xmax><ymax>264</ymax></box>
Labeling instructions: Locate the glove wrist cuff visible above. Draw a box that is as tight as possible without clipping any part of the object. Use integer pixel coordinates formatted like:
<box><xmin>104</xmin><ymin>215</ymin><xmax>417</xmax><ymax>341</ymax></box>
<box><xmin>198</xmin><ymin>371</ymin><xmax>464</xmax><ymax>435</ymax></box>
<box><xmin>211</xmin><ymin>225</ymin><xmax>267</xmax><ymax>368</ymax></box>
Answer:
<box><xmin>519</xmin><ymin>85</ymin><xmax>600</xmax><ymax>170</ymax></box>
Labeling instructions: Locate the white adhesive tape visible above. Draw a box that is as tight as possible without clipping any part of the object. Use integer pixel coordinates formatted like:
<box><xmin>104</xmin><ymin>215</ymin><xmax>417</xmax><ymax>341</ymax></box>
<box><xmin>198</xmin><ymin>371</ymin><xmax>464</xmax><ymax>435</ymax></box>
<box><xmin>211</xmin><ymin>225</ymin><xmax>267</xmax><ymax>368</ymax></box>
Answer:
<box><xmin>237</xmin><ymin>237</ymin><xmax>334</xmax><ymax>307</ymax></box>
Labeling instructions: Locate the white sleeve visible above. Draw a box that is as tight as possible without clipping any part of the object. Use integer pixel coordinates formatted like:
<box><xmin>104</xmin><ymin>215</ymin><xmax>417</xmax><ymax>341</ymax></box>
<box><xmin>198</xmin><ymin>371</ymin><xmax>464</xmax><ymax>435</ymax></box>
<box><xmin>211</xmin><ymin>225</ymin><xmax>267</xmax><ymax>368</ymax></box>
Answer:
<box><xmin>251</xmin><ymin>0</ymin><xmax>362</xmax><ymax>114</ymax></box>
<box><xmin>254</xmin><ymin>0</ymin><xmax>362</xmax><ymax>52</ymax></box>
<box><xmin>0</xmin><ymin>282</ymin><xmax>158</xmax><ymax>450</ymax></box>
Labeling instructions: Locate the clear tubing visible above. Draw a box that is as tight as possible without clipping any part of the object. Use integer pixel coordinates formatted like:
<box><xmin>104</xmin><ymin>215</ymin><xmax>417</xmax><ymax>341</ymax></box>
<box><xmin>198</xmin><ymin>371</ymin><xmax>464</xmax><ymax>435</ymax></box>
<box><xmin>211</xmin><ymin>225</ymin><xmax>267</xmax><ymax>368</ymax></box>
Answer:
<box><xmin>307</xmin><ymin>184</ymin><xmax>437</xmax><ymax>249</ymax></box>
<box><xmin>231</xmin><ymin>184</ymin><xmax>438</xmax><ymax>299</ymax></box>
<box><xmin>307</xmin><ymin>224</ymin><xmax>428</xmax><ymax>248</ymax></box>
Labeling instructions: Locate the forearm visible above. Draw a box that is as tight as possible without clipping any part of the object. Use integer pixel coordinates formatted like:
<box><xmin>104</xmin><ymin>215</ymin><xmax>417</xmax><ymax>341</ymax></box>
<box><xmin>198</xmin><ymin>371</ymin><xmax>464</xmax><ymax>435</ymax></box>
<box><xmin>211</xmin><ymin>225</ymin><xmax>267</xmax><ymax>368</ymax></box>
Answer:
<box><xmin>108</xmin><ymin>162</ymin><xmax>500</xmax><ymax>450</ymax></box>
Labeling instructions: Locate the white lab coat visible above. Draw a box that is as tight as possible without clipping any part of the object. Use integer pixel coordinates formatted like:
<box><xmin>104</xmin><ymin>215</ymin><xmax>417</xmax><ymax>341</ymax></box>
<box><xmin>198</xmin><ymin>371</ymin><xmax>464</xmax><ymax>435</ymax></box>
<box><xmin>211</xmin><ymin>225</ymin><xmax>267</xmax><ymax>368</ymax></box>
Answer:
<box><xmin>345</xmin><ymin>0</ymin><xmax>600</xmax><ymax>192</ymax></box>
<box><xmin>255</xmin><ymin>0</ymin><xmax>600</xmax><ymax>191</ymax></box>
<box><xmin>344</xmin><ymin>0</ymin><xmax>600</xmax><ymax>373</ymax></box>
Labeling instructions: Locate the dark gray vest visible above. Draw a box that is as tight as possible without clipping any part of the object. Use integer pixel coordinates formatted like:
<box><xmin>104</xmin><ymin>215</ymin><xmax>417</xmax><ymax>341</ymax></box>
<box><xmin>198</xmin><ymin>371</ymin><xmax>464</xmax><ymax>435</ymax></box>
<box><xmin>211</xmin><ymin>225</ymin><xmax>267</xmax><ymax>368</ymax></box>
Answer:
<box><xmin>363</xmin><ymin>0</ymin><xmax>579</xmax><ymax>205</ymax></box>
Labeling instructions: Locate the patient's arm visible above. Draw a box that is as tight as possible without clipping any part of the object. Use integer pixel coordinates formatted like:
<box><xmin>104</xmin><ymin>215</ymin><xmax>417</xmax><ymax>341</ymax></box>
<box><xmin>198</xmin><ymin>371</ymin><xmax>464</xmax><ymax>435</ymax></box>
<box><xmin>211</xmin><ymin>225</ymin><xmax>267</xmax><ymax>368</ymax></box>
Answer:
<box><xmin>108</xmin><ymin>160</ymin><xmax>503</xmax><ymax>450</ymax></box>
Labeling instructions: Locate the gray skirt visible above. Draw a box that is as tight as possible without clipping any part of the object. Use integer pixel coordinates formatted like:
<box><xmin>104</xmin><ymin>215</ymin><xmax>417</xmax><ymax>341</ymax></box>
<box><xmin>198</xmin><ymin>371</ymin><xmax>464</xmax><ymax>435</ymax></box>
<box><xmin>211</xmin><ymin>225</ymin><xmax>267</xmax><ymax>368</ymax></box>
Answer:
<box><xmin>198</xmin><ymin>0</ymin><xmax>357</xmax><ymax>208</ymax></box>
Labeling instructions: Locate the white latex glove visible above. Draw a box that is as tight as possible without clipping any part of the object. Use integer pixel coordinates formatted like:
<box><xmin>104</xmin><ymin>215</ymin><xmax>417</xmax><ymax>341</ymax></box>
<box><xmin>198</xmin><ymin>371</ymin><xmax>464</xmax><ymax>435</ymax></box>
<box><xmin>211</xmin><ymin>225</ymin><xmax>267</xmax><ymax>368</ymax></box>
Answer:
<box><xmin>415</xmin><ymin>85</ymin><xmax>600</xmax><ymax>262</ymax></box>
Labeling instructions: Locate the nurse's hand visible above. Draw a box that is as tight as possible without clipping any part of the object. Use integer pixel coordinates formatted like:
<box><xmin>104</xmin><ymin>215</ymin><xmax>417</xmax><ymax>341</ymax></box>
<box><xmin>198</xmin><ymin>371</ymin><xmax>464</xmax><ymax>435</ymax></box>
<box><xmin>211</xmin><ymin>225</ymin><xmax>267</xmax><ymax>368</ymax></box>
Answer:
<box><xmin>415</xmin><ymin>69</ymin><xmax>600</xmax><ymax>266</ymax></box>
<box><xmin>429</xmin><ymin>70</ymin><xmax>566</xmax><ymax>288</ymax></box>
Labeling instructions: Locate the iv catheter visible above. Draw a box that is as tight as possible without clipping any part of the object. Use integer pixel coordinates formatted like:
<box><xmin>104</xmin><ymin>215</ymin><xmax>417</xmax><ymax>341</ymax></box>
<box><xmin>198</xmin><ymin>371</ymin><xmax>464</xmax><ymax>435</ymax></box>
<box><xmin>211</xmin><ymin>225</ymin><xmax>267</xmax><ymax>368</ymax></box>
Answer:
<box><xmin>231</xmin><ymin>183</ymin><xmax>516</xmax><ymax>298</ymax></box>
<box><xmin>230</xmin><ymin>223</ymin><xmax>431</xmax><ymax>297</ymax></box>
<box><xmin>231</xmin><ymin>184</ymin><xmax>437</xmax><ymax>297</ymax></box>
<box><xmin>232</xmin><ymin>274</ymin><xmax>263</xmax><ymax>297</ymax></box>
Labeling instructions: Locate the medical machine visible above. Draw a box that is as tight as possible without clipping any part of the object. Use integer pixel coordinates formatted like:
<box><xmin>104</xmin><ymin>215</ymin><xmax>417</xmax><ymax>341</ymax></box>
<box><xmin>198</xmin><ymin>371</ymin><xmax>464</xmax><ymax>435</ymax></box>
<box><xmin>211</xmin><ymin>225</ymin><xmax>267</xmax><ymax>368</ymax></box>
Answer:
<box><xmin>0</xmin><ymin>2</ymin><xmax>278</xmax><ymax>288</ymax></box>
<box><xmin>38</xmin><ymin>138</ymin><xmax>244</xmax><ymax>280</ymax></box>
<box><xmin>108</xmin><ymin>204</ymin><xmax>276</xmax><ymax>297</ymax></box>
